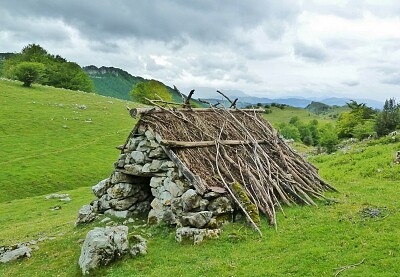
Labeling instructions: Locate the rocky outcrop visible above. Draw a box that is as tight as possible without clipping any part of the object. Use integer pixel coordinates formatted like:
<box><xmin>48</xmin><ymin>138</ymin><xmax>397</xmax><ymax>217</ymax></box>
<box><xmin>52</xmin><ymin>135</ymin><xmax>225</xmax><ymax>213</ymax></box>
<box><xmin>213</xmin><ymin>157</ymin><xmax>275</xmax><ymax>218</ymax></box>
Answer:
<box><xmin>78</xmin><ymin>226</ymin><xmax>148</xmax><ymax>275</ymax></box>
<box><xmin>0</xmin><ymin>246</ymin><xmax>32</xmax><ymax>264</ymax></box>
<box><xmin>78</xmin><ymin>226</ymin><xmax>129</xmax><ymax>275</ymax></box>
<box><xmin>75</xmin><ymin>205</ymin><xmax>97</xmax><ymax>226</ymax></box>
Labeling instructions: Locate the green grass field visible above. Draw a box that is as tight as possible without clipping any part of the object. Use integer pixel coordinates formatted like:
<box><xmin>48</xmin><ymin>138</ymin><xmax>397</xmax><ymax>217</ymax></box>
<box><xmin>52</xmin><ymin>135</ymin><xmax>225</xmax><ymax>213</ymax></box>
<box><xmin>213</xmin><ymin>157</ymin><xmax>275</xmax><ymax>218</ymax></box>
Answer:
<box><xmin>0</xmin><ymin>79</ymin><xmax>399</xmax><ymax>276</ymax></box>
<box><xmin>0</xmin><ymin>79</ymin><xmax>141</xmax><ymax>202</ymax></box>
<box><xmin>263</xmin><ymin>106</ymin><xmax>334</xmax><ymax>126</ymax></box>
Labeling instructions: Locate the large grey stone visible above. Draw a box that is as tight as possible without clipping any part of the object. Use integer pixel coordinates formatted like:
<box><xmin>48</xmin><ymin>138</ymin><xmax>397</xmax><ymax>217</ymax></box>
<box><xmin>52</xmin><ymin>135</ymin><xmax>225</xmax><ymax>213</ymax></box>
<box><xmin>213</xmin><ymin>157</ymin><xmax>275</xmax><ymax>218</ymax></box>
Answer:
<box><xmin>110</xmin><ymin>190</ymin><xmax>149</xmax><ymax>210</ymax></box>
<box><xmin>130</xmin><ymin>151</ymin><xmax>145</xmax><ymax>164</ymax></box>
<box><xmin>92</xmin><ymin>178</ymin><xmax>110</xmax><ymax>198</ymax></box>
<box><xmin>97</xmin><ymin>194</ymin><xmax>112</xmax><ymax>212</ymax></box>
<box><xmin>181</xmin><ymin>189</ymin><xmax>201</xmax><ymax>211</ymax></box>
<box><xmin>150</xmin><ymin>177</ymin><xmax>165</xmax><ymax>188</ymax></box>
<box><xmin>160</xmin><ymin>161</ymin><xmax>175</xmax><ymax>170</ymax></box>
<box><xmin>128</xmin><ymin>201</ymin><xmax>151</xmax><ymax>214</ymax></box>
<box><xmin>114</xmin><ymin>154</ymin><xmax>127</xmax><ymax>168</ymax></box>
<box><xmin>107</xmin><ymin>183</ymin><xmax>141</xmax><ymax>199</ymax></box>
<box><xmin>0</xmin><ymin>246</ymin><xmax>32</xmax><ymax>263</ymax></box>
<box><xmin>163</xmin><ymin>178</ymin><xmax>184</xmax><ymax>197</ymax></box>
<box><xmin>142</xmin><ymin>160</ymin><xmax>168</xmax><ymax>173</ymax></box>
<box><xmin>208</xmin><ymin>197</ymin><xmax>234</xmax><ymax>215</ymax></box>
<box><xmin>137</xmin><ymin>139</ymin><xmax>158</xmax><ymax>151</ymax></box>
<box><xmin>104</xmin><ymin>209</ymin><xmax>132</xmax><ymax>219</ymax></box>
<box><xmin>75</xmin><ymin>205</ymin><xmax>96</xmax><ymax>226</ymax></box>
<box><xmin>148</xmin><ymin>147</ymin><xmax>167</xmax><ymax>159</ymax></box>
<box><xmin>124</xmin><ymin>164</ymin><xmax>143</xmax><ymax>175</ymax></box>
<box><xmin>127</xmin><ymin>136</ymin><xmax>144</xmax><ymax>150</ymax></box>
<box><xmin>78</xmin><ymin>226</ymin><xmax>129</xmax><ymax>275</ymax></box>
<box><xmin>181</xmin><ymin>211</ymin><xmax>213</xmax><ymax>228</ymax></box>
<box><xmin>160</xmin><ymin>191</ymin><xmax>173</xmax><ymax>205</ymax></box>
<box><xmin>175</xmin><ymin>227</ymin><xmax>221</xmax><ymax>245</ymax></box>
<box><xmin>144</xmin><ymin>130</ymin><xmax>155</xmax><ymax>140</ymax></box>
<box><xmin>129</xmin><ymin>235</ymin><xmax>148</xmax><ymax>256</ymax></box>
<box><xmin>110</xmin><ymin>171</ymin><xmax>134</xmax><ymax>185</ymax></box>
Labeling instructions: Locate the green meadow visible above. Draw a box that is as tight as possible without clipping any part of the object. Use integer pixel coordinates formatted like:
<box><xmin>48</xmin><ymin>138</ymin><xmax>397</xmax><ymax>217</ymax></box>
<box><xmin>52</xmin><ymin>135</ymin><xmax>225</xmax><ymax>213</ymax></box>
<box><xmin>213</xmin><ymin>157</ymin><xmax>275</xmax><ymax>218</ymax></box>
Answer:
<box><xmin>0</xmin><ymin>79</ymin><xmax>399</xmax><ymax>276</ymax></box>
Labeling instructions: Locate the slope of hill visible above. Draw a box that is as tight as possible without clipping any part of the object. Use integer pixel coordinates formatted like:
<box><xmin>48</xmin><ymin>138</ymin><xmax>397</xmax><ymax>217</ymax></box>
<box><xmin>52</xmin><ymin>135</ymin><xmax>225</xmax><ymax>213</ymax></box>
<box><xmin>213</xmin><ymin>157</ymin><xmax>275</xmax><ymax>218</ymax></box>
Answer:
<box><xmin>83</xmin><ymin>65</ymin><xmax>146</xmax><ymax>100</ymax></box>
<box><xmin>0</xmin><ymin>133</ymin><xmax>399</xmax><ymax>276</ymax></box>
<box><xmin>0</xmin><ymin>79</ymin><xmax>141</xmax><ymax>202</ymax></box>
<box><xmin>83</xmin><ymin>65</ymin><xmax>204</xmax><ymax>106</ymax></box>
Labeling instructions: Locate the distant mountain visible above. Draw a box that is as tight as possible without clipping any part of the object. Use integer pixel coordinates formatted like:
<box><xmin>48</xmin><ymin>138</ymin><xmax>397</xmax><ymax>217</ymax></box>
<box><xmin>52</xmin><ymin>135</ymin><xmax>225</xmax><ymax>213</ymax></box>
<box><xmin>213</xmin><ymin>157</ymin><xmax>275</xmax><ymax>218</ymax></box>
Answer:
<box><xmin>84</xmin><ymin>65</ymin><xmax>205</xmax><ymax>106</ymax></box>
<box><xmin>83</xmin><ymin>65</ymin><xmax>146</xmax><ymax>100</ymax></box>
<box><xmin>319</xmin><ymin>97</ymin><xmax>383</xmax><ymax>109</ymax></box>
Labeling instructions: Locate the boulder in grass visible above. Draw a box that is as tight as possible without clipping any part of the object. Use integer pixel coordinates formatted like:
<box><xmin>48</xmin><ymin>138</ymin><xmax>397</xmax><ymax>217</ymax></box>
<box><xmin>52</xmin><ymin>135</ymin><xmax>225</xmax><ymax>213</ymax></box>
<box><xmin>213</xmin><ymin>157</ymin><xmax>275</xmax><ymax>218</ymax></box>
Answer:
<box><xmin>78</xmin><ymin>226</ymin><xmax>129</xmax><ymax>275</ymax></box>
<box><xmin>75</xmin><ymin>205</ymin><xmax>96</xmax><ymax>226</ymax></box>
<box><xmin>0</xmin><ymin>246</ymin><xmax>32</xmax><ymax>263</ymax></box>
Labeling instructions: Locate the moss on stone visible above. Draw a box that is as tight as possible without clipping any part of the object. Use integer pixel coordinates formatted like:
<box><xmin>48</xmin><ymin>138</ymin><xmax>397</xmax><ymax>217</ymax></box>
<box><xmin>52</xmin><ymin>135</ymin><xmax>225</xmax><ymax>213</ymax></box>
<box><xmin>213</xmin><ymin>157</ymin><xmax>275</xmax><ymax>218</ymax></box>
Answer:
<box><xmin>231</xmin><ymin>182</ymin><xmax>260</xmax><ymax>226</ymax></box>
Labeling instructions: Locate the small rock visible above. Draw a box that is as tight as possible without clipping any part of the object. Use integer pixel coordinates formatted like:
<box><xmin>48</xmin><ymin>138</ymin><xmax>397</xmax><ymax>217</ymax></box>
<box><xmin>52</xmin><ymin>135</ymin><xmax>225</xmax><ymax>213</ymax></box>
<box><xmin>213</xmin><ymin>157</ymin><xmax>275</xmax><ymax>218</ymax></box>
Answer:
<box><xmin>50</xmin><ymin>205</ymin><xmax>61</xmax><ymax>211</ymax></box>
<box><xmin>100</xmin><ymin>217</ymin><xmax>112</xmax><ymax>223</ymax></box>
<box><xmin>92</xmin><ymin>178</ymin><xmax>110</xmax><ymax>198</ymax></box>
<box><xmin>129</xmin><ymin>235</ymin><xmax>148</xmax><ymax>256</ymax></box>
<box><xmin>104</xmin><ymin>209</ymin><xmax>132</xmax><ymax>219</ymax></box>
<box><xmin>75</xmin><ymin>205</ymin><xmax>96</xmax><ymax>226</ymax></box>
<box><xmin>60</xmin><ymin>197</ymin><xmax>71</xmax><ymax>202</ymax></box>
<box><xmin>175</xmin><ymin>227</ymin><xmax>221</xmax><ymax>245</ymax></box>
<box><xmin>45</xmin><ymin>193</ymin><xmax>69</xmax><ymax>199</ymax></box>
<box><xmin>0</xmin><ymin>246</ymin><xmax>32</xmax><ymax>263</ymax></box>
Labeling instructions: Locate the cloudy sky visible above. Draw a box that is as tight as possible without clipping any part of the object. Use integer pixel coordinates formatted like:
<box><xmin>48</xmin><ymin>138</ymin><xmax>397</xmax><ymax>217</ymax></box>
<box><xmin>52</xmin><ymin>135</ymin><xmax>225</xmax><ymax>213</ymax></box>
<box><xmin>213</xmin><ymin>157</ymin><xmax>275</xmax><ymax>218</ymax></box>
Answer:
<box><xmin>1</xmin><ymin>0</ymin><xmax>400</xmax><ymax>101</ymax></box>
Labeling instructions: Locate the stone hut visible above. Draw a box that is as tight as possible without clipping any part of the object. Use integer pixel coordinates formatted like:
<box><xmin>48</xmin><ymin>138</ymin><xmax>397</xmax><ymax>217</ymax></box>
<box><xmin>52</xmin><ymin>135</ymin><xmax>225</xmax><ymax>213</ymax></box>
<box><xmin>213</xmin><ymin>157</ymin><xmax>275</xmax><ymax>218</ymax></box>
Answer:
<box><xmin>85</xmin><ymin>107</ymin><xmax>335</xmax><ymax>236</ymax></box>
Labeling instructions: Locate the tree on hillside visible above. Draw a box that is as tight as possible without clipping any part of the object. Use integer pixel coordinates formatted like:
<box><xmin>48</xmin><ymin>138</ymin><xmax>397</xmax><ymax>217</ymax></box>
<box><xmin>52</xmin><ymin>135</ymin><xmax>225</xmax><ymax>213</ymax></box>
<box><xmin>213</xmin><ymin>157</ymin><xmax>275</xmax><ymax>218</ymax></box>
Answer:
<box><xmin>3</xmin><ymin>44</ymin><xmax>93</xmax><ymax>92</ymax></box>
<box><xmin>12</xmin><ymin>62</ymin><xmax>45</xmax><ymax>87</ymax></box>
<box><xmin>130</xmin><ymin>80</ymin><xmax>172</xmax><ymax>104</ymax></box>
<box><xmin>337</xmin><ymin>100</ymin><xmax>377</xmax><ymax>138</ymax></box>
<box><xmin>375</xmin><ymin>98</ymin><xmax>400</xmax><ymax>136</ymax></box>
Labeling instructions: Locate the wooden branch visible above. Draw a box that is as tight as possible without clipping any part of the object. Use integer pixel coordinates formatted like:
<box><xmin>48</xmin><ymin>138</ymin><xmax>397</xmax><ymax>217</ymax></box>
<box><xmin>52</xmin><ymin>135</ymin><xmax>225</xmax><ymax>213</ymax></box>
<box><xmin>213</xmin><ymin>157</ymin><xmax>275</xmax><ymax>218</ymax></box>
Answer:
<box><xmin>160</xmin><ymin>145</ymin><xmax>208</xmax><ymax>195</ymax></box>
<box><xmin>150</xmin><ymin>99</ymin><xmax>183</xmax><ymax>106</ymax></box>
<box><xmin>183</xmin><ymin>89</ymin><xmax>195</xmax><ymax>108</ymax></box>
<box><xmin>335</xmin><ymin>258</ymin><xmax>365</xmax><ymax>277</ymax></box>
<box><xmin>128</xmin><ymin>107</ymin><xmax>264</xmax><ymax>117</ymax></box>
<box><xmin>160</xmin><ymin>139</ymin><xmax>270</xmax><ymax>148</ymax></box>
<box><xmin>217</xmin><ymin>90</ymin><xmax>234</xmax><ymax>104</ymax></box>
<box><xmin>230</xmin><ymin>98</ymin><xmax>238</xmax><ymax>108</ymax></box>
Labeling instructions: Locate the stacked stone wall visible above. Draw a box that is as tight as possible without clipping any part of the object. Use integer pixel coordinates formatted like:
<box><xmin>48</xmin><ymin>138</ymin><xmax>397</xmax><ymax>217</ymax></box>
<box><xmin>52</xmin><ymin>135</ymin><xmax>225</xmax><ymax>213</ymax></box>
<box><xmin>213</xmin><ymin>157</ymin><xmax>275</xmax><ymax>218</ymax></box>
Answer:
<box><xmin>89</xmin><ymin>128</ymin><xmax>234</xmax><ymax>229</ymax></box>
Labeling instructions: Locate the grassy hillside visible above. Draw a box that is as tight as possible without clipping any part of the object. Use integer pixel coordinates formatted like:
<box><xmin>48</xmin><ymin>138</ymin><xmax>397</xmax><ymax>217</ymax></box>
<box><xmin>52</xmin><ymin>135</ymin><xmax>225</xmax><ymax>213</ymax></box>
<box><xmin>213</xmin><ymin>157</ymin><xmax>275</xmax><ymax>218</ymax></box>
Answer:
<box><xmin>1</xmin><ymin>81</ymin><xmax>399</xmax><ymax>276</ymax></box>
<box><xmin>84</xmin><ymin>66</ymin><xmax>146</xmax><ymax>101</ymax></box>
<box><xmin>1</xmin><ymin>136</ymin><xmax>399</xmax><ymax>276</ymax></box>
<box><xmin>84</xmin><ymin>65</ymin><xmax>203</xmax><ymax>105</ymax></box>
<box><xmin>263</xmin><ymin>106</ymin><xmax>335</xmax><ymax>126</ymax></box>
<box><xmin>0</xmin><ymin>79</ymin><xmax>141</xmax><ymax>202</ymax></box>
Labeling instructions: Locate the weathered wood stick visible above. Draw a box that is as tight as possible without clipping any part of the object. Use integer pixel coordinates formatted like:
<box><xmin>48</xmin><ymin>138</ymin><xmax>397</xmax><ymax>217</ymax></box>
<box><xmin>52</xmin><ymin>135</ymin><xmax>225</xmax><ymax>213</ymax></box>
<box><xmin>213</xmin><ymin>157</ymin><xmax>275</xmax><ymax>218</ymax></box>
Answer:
<box><xmin>159</xmin><ymin>139</ymin><xmax>270</xmax><ymax>148</ymax></box>
<box><xmin>160</xmin><ymin>145</ymin><xmax>208</xmax><ymax>195</ymax></box>
<box><xmin>128</xmin><ymin>107</ymin><xmax>264</xmax><ymax>117</ymax></box>
<box><xmin>183</xmin><ymin>89</ymin><xmax>195</xmax><ymax>108</ymax></box>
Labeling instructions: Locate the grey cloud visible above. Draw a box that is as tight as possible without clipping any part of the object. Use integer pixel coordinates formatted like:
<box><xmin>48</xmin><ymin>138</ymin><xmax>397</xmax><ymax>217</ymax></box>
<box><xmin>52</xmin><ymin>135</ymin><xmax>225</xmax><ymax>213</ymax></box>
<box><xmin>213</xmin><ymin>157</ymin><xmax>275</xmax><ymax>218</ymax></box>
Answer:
<box><xmin>294</xmin><ymin>41</ymin><xmax>327</xmax><ymax>62</ymax></box>
<box><xmin>342</xmin><ymin>80</ymin><xmax>359</xmax><ymax>87</ymax></box>
<box><xmin>0</xmin><ymin>0</ymin><xmax>300</xmax><ymax>45</ymax></box>
<box><xmin>381</xmin><ymin>74</ymin><xmax>400</xmax><ymax>85</ymax></box>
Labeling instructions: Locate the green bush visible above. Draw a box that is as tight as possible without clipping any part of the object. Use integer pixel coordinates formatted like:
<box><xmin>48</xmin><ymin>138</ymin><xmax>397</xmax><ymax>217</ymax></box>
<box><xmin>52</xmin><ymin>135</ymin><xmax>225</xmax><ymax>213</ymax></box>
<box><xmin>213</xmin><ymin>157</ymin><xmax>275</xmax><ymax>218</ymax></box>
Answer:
<box><xmin>11</xmin><ymin>62</ymin><xmax>45</xmax><ymax>87</ymax></box>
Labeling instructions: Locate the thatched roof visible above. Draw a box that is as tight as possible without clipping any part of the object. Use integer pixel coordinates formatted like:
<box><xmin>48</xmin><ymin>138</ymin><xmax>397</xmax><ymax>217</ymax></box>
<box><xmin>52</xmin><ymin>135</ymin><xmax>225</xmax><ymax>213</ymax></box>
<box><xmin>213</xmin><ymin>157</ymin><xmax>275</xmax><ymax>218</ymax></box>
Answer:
<box><xmin>126</xmin><ymin>107</ymin><xmax>336</xmax><ymax>233</ymax></box>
